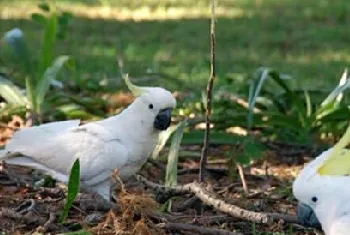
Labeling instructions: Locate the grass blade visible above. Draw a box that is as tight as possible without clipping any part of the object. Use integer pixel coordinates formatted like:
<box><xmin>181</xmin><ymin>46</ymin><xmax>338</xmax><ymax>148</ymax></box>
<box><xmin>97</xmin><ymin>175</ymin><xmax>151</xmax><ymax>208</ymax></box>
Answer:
<box><xmin>248</xmin><ymin>68</ymin><xmax>270</xmax><ymax>129</ymax></box>
<box><xmin>60</xmin><ymin>158</ymin><xmax>80</xmax><ymax>223</ymax></box>
<box><xmin>152</xmin><ymin>123</ymin><xmax>182</xmax><ymax>159</ymax></box>
<box><xmin>35</xmin><ymin>55</ymin><xmax>73</xmax><ymax>114</ymax></box>
<box><xmin>37</xmin><ymin>10</ymin><xmax>57</xmax><ymax>80</ymax></box>
<box><xmin>164</xmin><ymin>120</ymin><xmax>186</xmax><ymax>211</ymax></box>
<box><xmin>321</xmin><ymin>69</ymin><xmax>349</xmax><ymax>107</ymax></box>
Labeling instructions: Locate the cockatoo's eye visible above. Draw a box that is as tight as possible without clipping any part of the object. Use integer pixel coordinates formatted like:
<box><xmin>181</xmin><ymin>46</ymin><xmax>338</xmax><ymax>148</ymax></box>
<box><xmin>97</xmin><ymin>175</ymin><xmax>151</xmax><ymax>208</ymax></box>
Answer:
<box><xmin>148</xmin><ymin>104</ymin><xmax>154</xmax><ymax>109</ymax></box>
<box><xmin>311</xmin><ymin>196</ymin><xmax>318</xmax><ymax>203</ymax></box>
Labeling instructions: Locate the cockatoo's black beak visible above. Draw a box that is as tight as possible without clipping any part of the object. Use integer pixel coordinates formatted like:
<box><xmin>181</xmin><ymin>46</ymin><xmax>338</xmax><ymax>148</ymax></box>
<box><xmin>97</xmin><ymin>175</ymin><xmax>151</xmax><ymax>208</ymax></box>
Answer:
<box><xmin>154</xmin><ymin>108</ymin><xmax>172</xmax><ymax>130</ymax></box>
<box><xmin>297</xmin><ymin>202</ymin><xmax>322</xmax><ymax>229</ymax></box>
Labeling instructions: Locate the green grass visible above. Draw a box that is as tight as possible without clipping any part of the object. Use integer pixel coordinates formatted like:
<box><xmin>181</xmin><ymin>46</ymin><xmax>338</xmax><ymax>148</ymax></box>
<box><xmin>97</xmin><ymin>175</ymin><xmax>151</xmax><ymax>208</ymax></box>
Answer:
<box><xmin>1</xmin><ymin>0</ymin><xmax>350</xmax><ymax>92</ymax></box>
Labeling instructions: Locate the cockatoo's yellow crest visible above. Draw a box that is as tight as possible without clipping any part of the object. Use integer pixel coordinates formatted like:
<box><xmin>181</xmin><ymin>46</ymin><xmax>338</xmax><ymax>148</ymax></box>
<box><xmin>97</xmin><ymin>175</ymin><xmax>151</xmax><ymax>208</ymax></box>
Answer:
<box><xmin>318</xmin><ymin>122</ymin><xmax>350</xmax><ymax>175</ymax></box>
<box><xmin>123</xmin><ymin>74</ymin><xmax>146</xmax><ymax>97</ymax></box>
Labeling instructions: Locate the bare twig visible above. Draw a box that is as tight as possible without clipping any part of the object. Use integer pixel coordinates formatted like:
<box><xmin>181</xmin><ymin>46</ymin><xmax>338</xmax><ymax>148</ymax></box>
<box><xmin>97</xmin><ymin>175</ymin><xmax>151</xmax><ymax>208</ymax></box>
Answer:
<box><xmin>199</xmin><ymin>0</ymin><xmax>217</xmax><ymax>183</ymax></box>
<box><xmin>136</xmin><ymin>175</ymin><xmax>299</xmax><ymax>225</ymax></box>
<box><xmin>147</xmin><ymin>158</ymin><xmax>166</xmax><ymax>171</ymax></box>
<box><xmin>178</xmin><ymin>167</ymin><xmax>228</xmax><ymax>176</ymax></box>
<box><xmin>43</xmin><ymin>213</ymin><xmax>56</xmax><ymax>231</ymax></box>
<box><xmin>158</xmin><ymin>222</ymin><xmax>243</xmax><ymax>235</ymax></box>
<box><xmin>0</xmin><ymin>207</ymin><xmax>46</xmax><ymax>224</ymax></box>
<box><xmin>174</xmin><ymin>196</ymin><xmax>199</xmax><ymax>212</ymax></box>
<box><xmin>15</xmin><ymin>199</ymin><xmax>37</xmax><ymax>214</ymax></box>
<box><xmin>237</xmin><ymin>163</ymin><xmax>249</xmax><ymax>194</ymax></box>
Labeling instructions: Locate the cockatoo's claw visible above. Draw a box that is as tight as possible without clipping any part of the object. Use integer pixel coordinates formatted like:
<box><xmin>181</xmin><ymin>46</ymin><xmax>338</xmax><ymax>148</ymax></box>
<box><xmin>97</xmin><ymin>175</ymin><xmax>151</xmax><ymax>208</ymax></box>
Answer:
<box><xmin>111</xmin><ymin>169</ymin><xmax>126</xmax><ymax>195</ymax></box>
<box><xmin>297</xmin><ymin>203</ymin><xmax>322</xmax><ymax>229</ymax></box>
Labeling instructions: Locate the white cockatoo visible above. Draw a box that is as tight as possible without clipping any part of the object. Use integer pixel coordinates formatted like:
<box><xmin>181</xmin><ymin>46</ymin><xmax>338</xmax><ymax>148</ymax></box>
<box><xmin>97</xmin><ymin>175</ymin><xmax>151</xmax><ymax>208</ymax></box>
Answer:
<box><xmin>293</xmin><ymin>124</ymin><xmax>350</xmax><ymax>235</ymax></box>
<box><xmin>0</xmin><ymin>75</ymin><xmax>176</xmax><ymax>200</ymax></box>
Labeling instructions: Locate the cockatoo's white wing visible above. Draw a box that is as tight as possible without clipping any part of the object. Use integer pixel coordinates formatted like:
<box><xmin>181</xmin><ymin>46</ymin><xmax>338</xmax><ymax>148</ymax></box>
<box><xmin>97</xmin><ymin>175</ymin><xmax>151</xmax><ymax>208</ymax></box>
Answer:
<box><xmin>5</xmin><ymin>120</ymin><xmax>81</xmax><ymax>152</ymax></box>
<box><xmin>1</xmin><ymin>121</ymin><xmax>129</xmax><ymax>187</ymax></box>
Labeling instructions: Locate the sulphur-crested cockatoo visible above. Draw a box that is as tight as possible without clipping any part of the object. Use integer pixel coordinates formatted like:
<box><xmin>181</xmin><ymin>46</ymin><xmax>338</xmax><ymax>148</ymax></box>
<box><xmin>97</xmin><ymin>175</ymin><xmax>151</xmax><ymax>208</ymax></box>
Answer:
<box><xmin>293</xmin><ymin>124</ymin><xmax>350</xmax><ymax>234</ymax></box>
<box><xmin>0</xmin><ymin>75</ymin><xmax>176</xmax><ymax>200</ymax></box>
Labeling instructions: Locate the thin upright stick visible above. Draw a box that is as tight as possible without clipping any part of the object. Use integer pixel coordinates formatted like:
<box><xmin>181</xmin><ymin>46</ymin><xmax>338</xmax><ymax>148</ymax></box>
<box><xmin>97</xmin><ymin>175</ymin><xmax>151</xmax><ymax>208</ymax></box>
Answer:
<box><xmin>199</xmin><ymin>0</ymin><xmax>216</xmax><ymax>182</ymax></box>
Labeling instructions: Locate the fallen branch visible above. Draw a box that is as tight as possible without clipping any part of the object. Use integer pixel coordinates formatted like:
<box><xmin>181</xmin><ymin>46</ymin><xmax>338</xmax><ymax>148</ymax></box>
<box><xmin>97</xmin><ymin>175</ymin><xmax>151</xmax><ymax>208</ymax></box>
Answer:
<box><xmin>136</xmin><ymin>175</ymin><xmax>299</xmax><ymax>225</ymax></box>
<box><xmin>159</xmin><ymin>222</ymin><xmax>243</xmax><ymax>235</ymax></box>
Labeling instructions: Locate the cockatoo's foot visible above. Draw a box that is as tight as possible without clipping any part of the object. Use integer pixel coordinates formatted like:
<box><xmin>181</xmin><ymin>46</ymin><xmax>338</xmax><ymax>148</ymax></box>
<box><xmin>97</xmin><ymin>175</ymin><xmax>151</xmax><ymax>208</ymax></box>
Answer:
<box><xmin>76</xmin><ymin>192</ymin><xmax>112</xmax><ymax>212</ymax></box>
<box><xmin>111</xmin><ymin>169</ymin><xmax>126</xmax><ymax>194</ymax></box>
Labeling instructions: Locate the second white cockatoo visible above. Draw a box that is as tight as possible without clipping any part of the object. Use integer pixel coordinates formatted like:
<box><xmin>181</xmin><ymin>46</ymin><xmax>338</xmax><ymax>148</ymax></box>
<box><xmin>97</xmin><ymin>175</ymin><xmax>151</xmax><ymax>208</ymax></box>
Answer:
<box><xmin>293</xmin><ymin>124</ymin><xmax>350</xmax><ymax>234</ymax></box>
<box><xmin>0</xmin><ymin>75</ymin><xmax>176</xmax><ymax>200</ymax></box>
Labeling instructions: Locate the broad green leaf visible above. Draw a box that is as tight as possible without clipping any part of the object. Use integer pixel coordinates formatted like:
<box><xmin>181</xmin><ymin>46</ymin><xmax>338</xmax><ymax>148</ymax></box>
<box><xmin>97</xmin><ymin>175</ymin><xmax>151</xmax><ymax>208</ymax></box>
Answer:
<box><xmin>58</xmin><ymin>12</ymin><xmax>73</xmax><ymax>26</ymax></box>
<box><xmin>54</xmin><ymin>103</ymin><xmax>99</xmax><ymax>120</ymax></box>
<box><xmin>243</xmin><ymin>140</ymin><xmax>265</xmax><ymax>160</ymax></box>
<box><xmin>165</xmin><ymin>120</ymin><xmax>186</xmax><ymax>211</ymax></box>
<box><xmin>37</xmin><ymin>10</ymin><xmax>58</xmax><ymax>80</ymax></box>
<box><xmin>31</xmin><ymin>13</ymin><xmax>47</xmax><ymax>24</ymax></box>
<box><xmin>181</xmin><ymin>131</ymin><xmax>246</xmax><ymax>145</ymax></box>
<box><xmin>60</xmin><ymin>158</ymin><xmax>80</xmax><ymax>222</ymax></box>
<box><xmin>236</xmin><ymin>154</ymin><xmax>251</xmax><ymax>165</ymax></box>
<box><xmin>0</xmin><ymin>75</ymin><xmax>27</xmax><ymax>105</ymax></box>
<box><xmin>36</xmin><ymin>55</ymin><xmax>73</xmax><ymax>114</ymax></box>
<box><xmin>0</xmin><ymin>104</ymin><xmax>26</xmax><ymax>119</ymax></box>
<box><xmin>38</xmin><ymin>2</ymin><xmax>50</xmax><ymax>12</ymax></box>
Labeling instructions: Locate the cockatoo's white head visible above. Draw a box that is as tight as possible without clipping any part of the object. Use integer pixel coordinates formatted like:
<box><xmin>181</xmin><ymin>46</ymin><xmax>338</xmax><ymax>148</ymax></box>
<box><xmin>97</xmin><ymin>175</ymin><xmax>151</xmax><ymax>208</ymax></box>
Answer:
<box><xmin>293</xmin><ymin>149</ymin><xmax>333</xmax><ymax>209</ymax></box>
<box><xmin>292</xmin><ymin>148</ymin><xmax>350</xmax><ymax>229</ymax></box>
<box><xmin>122</xmin><ymin>75</ymin><xmax>176</xmax><ymax>131</ymax></box>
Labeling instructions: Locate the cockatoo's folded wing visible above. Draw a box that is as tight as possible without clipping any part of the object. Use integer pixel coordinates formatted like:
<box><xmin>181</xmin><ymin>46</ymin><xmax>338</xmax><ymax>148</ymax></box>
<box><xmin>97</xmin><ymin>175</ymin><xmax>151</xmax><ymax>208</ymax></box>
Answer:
<box><xmin>5</xmin><ymin>120</ymin><xmax>81</xmax><ymax>153</ymax></box>
<box><xmin>1</xmin><ymin>121</ymin><xmax>129</xmax><ymax>186</ymax></box>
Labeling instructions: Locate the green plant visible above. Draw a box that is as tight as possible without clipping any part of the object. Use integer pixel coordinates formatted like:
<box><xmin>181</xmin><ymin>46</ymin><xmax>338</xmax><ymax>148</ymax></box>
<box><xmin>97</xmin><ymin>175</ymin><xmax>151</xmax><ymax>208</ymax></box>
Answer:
<box><xmin>210</xmin><ymin>67</ymin><xmax>350</xmax><ymax>144</ymax></box>
<box><xmin>0</xmin><ymin>3</ymin><xmax>74</xmax><ymax>123</ymax></box>
<box><xmin>247</xmin><ymin>67</ymin><xmax>350</xmax><ymax>142</ymax></box>
<box><xmin>164</xmin><ymin>120</ymin><xmax>186</xmax><ymax>211</ymax></box>
<box><xmin>60</xmin><ymin>158</ymin><xmax>80</xmax><ymax>222</ymax></box>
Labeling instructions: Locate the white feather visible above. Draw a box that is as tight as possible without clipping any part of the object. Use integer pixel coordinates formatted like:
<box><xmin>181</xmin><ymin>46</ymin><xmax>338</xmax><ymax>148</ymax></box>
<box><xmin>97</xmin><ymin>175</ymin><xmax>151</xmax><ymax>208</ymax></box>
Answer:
<box><xmin>0</xmin><ymin>86</ymin><xmax>176</xmax><ymax>201</ymax></box>
<box><xmin>293</xmin><ymin>148</ymin><xmax>350</xmax><ymax>235</ymax></box>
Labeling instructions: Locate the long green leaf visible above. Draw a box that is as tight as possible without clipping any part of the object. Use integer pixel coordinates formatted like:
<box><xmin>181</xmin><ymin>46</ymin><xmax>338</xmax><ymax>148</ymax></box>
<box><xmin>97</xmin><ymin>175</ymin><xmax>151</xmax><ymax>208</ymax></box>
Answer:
<box><xmin>60</xmin><ymin>158</ymin><xmax>80</xmax><ymax>223</ymax></box>
<box><xmin>248</xmin><ymin>68</ymin><xmax>270</xmax><ymax>128</ymax></box>
<box><xmin>37</xmin><ymin>10</ymin><xmax>57</xmax><ymax>81</ymax></box>
<box><xmin>316</xmin><ymin>69</ymin><xmax>350</xmax><ymax>120</ymax></box>
<box><xmin>0</xmin><ymin>75</ymin><xmax>27</xmax><ymax>106</ymax></box>
<box><xmin>35</xmin><ymin>55</ymin><xmax>73</xmax><ymax>114</ymax></box>
<box><xmin>165</xmin><ymin>120</ymin><xmax>186</xmax><ymax>211</ymax></box>
<box><xmin>321</xmin><ymin>69</ymin><xmax>349</xmax><ymax>107</ymax></box>
<box><xmin>152</xmin><ymin>123</ymin><xmax>182</xmax><ymax>159</ymax></box>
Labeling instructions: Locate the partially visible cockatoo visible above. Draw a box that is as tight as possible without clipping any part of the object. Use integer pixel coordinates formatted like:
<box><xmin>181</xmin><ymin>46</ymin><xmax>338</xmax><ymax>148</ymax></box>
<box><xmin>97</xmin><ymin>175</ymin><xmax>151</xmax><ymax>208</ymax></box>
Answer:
<box><xmin>0</xmin><ymin>75</ymin><xmax>176</xmax><ymax>200</ymax></box>
<box><xmin>293</xmin><ymin>124</ymin><xmax>350</xmax><ymax>234</ymax></box>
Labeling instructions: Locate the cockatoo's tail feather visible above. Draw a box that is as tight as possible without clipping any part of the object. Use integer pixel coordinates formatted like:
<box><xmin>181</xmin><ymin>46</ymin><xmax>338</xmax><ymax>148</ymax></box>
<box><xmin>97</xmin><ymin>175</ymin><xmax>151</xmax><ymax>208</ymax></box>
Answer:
<box><xmin>318</xmin><ymin>123</ymin><xmax>350</xmax><ymax>175</ymax></box>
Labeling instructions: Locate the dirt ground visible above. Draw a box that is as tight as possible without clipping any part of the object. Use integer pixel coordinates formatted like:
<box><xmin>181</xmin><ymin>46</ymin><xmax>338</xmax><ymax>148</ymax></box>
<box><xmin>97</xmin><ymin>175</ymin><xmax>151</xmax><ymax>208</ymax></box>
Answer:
<box><xmin>0</xmin><ymin>142</ymin><xmax>323</xmax><ymax>235</ymax></box>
